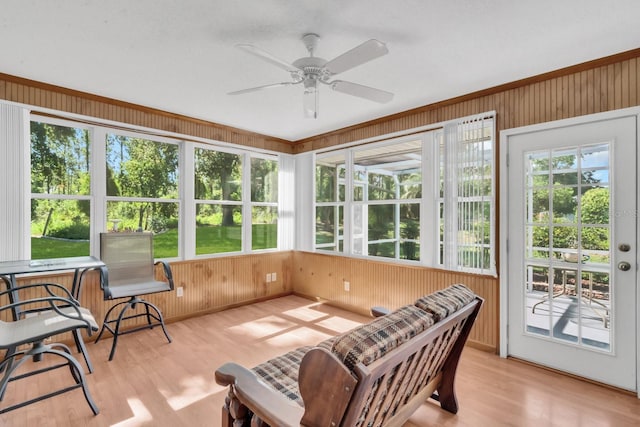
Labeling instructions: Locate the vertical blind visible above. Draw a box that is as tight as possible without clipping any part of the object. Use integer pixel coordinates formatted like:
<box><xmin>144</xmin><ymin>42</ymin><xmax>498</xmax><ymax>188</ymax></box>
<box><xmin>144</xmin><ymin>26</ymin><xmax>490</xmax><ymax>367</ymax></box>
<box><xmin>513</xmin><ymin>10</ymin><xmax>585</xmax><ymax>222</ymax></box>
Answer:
<box><xmin>442</xmin><ymin>114</ymin><xmax>495</xmax><ymax>275</ymax></box>
<box><xmin>0</xmin><ymin>104</ymin><xmax>30</xmax><ymax>260</ymax></box>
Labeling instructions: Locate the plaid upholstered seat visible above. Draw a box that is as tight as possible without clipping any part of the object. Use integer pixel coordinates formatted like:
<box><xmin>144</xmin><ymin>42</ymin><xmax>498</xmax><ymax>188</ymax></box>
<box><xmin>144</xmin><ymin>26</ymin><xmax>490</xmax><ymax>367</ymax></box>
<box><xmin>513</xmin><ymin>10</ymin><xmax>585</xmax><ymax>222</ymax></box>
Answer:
<box><xmin>250</xmin><ymin>284</ymin><xmax>475</xmax><ymax>409</ymax></box>
<box><xmin>251</xmin><ymin>346</ymin><xmax>310</xmax><ymax>406</ymax></box>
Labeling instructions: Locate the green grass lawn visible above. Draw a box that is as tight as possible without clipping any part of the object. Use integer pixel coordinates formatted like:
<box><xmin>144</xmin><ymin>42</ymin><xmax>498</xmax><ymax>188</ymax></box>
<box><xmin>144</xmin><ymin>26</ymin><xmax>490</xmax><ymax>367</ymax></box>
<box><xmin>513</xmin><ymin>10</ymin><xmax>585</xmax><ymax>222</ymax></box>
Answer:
<box><xmin>31</xmin><ymin>224</ymin><xmax>277</xmax><ymax>259</ymax></box>
<box><xmin>31</xmin><ymin>237</ymin><xmax>90</xmax><ymax>259</ymax></box>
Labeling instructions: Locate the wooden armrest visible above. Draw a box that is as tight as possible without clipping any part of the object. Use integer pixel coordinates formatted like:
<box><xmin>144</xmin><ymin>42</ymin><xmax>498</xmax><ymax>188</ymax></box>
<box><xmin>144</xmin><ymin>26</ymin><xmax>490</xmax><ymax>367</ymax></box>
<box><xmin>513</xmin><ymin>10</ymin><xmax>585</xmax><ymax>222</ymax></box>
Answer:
<box><xmin>298</xmin><ymin>347</ymin><xmax>356</xmax><ymax>426</ymax></box>
<box><xmin>215</xmin><ymin>362</ymin><xmax>304</xmax><ymax>427</ymax></box>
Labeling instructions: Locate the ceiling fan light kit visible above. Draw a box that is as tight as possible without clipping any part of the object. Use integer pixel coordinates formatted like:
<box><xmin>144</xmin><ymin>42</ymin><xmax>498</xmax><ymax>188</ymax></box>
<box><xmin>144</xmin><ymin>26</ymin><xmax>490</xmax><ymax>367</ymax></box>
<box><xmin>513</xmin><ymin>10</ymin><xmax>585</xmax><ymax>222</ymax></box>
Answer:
<box><xmin>229</xmin><ymin>33</ymin><xmax>393</xmax><ymax>119</ymax></box>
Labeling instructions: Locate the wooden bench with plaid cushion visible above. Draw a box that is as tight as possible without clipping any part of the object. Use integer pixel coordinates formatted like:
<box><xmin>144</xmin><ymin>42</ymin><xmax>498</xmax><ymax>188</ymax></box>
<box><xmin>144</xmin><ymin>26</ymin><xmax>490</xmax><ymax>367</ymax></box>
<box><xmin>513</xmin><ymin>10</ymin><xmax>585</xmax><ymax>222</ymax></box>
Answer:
<box><xmin>215</xmin><ymin>284</ymin><xmax>483</xmax><ymax>427</ymax></box>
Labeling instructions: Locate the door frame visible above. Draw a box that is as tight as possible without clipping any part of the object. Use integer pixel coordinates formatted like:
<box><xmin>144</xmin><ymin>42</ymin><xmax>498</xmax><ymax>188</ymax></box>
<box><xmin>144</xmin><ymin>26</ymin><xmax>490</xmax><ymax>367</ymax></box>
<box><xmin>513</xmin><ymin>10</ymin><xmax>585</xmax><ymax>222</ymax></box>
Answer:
<box><xmin>499</xmin><ymin>107</ymin><xmax>640</xmax><ymax>396</ymax></box>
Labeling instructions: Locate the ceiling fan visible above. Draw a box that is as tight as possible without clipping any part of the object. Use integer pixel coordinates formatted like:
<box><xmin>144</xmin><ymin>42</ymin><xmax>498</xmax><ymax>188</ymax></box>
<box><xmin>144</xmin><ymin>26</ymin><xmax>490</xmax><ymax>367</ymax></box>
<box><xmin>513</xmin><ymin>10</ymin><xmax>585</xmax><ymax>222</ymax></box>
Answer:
<box><xmin>228</xmin><ymin>33</ymin><xmax>394</xmax><ymax>119</ymax></box>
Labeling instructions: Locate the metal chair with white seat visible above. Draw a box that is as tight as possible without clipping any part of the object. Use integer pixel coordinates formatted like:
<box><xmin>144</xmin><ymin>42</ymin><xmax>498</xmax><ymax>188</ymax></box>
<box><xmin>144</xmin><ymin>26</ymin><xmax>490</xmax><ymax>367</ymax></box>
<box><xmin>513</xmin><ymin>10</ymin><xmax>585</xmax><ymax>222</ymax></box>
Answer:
<box><xmin>95</xmin><ymin>232</ymin><xmax>174</xmax><ymax>361</ymax></box>
<box><xmin>0</xmin><ymin>282</ymin><xmax>99</xmax><ymax>415</ymax></box>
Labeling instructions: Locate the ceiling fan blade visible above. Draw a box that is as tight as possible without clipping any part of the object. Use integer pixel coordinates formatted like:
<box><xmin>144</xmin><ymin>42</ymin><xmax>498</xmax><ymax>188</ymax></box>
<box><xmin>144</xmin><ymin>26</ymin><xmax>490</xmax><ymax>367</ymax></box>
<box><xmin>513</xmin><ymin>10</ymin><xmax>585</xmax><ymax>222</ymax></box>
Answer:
<box><xmin>236</xmin><ymin>43</ymin><xmax>300</xmax><ymax>73</ymax></box>
<box><xmin>228</xmin><ymin>82</ymin><xmax>292</xmax><ymax>95</ymax></box>
<box><xmin>303</xmin><ymin>87</ymin><xmax>318</xmax><ymax>119</ymax></box>
<box><xmin>331</xmin><ymin>80</ymin><xmax>394</xmax><ymax>103</ymax></box>
<box><xmin>324</xmin><ymin>39</ymin><xmax>388</xmax><ymax>75</ymax></box>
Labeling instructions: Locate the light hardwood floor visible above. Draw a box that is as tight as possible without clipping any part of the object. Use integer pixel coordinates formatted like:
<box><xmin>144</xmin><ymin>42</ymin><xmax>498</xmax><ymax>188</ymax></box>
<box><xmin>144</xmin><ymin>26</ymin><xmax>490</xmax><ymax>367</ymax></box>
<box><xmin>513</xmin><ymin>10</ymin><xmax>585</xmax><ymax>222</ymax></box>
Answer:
<box><xmin>1</xmin><ymin>295</ymin><xmax>639</xmax><ymax>426</ymax></box>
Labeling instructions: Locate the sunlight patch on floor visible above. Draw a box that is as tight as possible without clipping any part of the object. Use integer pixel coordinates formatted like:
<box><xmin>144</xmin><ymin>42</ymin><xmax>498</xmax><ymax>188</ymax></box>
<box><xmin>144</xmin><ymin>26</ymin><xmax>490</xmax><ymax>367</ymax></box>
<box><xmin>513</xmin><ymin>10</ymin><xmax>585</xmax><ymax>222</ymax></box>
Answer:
<box><xmin>160</xmin><ymin>375</ymin><xmax>225</xmax><ymax>411</ymax></box>
<box><xmin>315</xmin><ymin>316</ymin><xmax>364</xmax><ymax>334</ymax></box>
<box><xmin>110</xmin><ymin>398</ymin><xmax>153</xmax><ymax>427</ymax></box>
<box><xmin>227</xmin><ymin>315</ymin><xmax>297</xmax><ymax>339</ymax></box>
<box><xmin>282</xmin><ymin>304</ymin><xmax>329</xmax><ymax>321</ymax></box>
<box><xmin>263</xmin><ymin>326</ymin><xmax>333</xmax><ymax>348</ymax></box>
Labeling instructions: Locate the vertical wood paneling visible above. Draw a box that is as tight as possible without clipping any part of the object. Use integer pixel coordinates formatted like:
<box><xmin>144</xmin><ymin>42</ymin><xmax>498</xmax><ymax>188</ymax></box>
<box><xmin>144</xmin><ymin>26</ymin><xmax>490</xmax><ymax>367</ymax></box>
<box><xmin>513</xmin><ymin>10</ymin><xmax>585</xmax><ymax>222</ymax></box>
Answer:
<box><xmin>630</xmin><ymin>58</ymin><xmax>637</xmax><ymax>106</ymax></box>
<box><xmin>0</xmin><ymin>73</ymin><xmax>294</xmax><ymax>154</ymax></box>
<box><xmin>294</xmin><ymin>50</ymin><xmax>640</xmax><ymax>151</ymax></box>
<box><xmin>2</xmin><ymin>49</ymin><xmax>639</xmax><ymax>356</ymax></box>
<box><xmin>5</xmin><ymin>252</ymin><xmax>295</xmax><ymax>342</ymax></box>
<box><xmin>288</xmin><ymin>51</ymin><xmax>640</xmax><ymax>354</ymax></box>
<box><xmin>291</xmin><ymin>252</ymin><xmax>498</xmax><ymax>351</ymax></box>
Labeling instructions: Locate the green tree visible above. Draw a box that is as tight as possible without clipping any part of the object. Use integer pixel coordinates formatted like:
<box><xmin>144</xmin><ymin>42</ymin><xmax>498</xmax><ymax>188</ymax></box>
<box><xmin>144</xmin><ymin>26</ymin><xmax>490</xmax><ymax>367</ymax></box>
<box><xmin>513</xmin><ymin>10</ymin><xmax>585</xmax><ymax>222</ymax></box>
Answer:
<box><xmin>251</xmin><ymin>158</ymin><xmax>278</xmax><ymax>203</ymax></box>
<box><xmin>580</xmin><ymin>187</ymin><xmax>609</xmax><ymax>250</ymax></box>
<box><xmin>107</xmin><ymin>135</ymin><xmax>178</xmax><ymax>230</ymax></box>
<box><xmin>315</xmin><ymin>164</ymin><xmax>343</xmax><ymax>233</ymax></box>
<box><xmin>195</xmin><ymin>150</ymin><xmax>241</xmax><ymax>226</ymax></box>
<box><xmin>31</xmin><ymin>122</ymin><xmax>90</xmax><ymax>239</ymax></box>
<box><xmin>31</xmin><ymin>122</ymin><xmax>88</xmax><ymax>195</ymax></box>
<box><xmin>529</xmin><ymin>154</ymin><xmax>600</xmax><ymax>220</ymax></box>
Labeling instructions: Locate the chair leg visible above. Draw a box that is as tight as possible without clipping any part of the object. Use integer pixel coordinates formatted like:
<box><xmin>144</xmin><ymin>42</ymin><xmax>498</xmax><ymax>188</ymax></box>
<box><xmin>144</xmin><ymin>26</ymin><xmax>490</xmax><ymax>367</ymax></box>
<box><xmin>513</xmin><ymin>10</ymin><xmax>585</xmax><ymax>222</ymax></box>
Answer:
<box><xmin>73</xmin><ymin>329</ymin><xmax>94</xmax><ymax>373</ymax></box>
<box><xmin>0</xmin><ymin>350</ymin><xmax>28</xmax><ymax>401</ymax></box>
<box><xmin>143</xmin><ymin>300</ymin><xmax>172</xmax><ymax>343</ymax></box>
<box><xmin>46</xmin><ymin>347</ymin><xmax>100</xmax><ymax>415</ymax></box>
<box><xmin>144</xmin><ymin>301</ymin><xmax>153</xmax><ymax>327</ymax></box>
<box><xmin>0</xmin><ymin>346</ymin><xmax>16</xmax><ymax>375</ymax></box>
<box><xmin>0</xmin><ymin>342</ymin><xmax>99</xmax><ymax>415</ymax></box>
<box><xmin>99</xmin><ymin>297</ymin><xmax>172</xmax><ymax>361</ymax></box>
<box><xmin>108</xmin><ymin>299</ymin><xmax>137</xmax><ymax>361</ymax></box>
<box><xmin>50</xmin><ymin>342</ymin><xmax>82</xmax><ymax>384</ymax></box>
<box><xmin>94</xmin><ymin>299</ymin><xmax>130</xmax><ymax>344</ymax></box>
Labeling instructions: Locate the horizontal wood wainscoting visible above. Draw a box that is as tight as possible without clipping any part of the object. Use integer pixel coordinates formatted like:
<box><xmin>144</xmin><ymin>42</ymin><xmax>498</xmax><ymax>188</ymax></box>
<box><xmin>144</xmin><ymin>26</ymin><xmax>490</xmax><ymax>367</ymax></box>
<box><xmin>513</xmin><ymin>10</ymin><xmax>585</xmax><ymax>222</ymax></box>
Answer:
<box><xmin>1</xmin><ymin>251</ymin><xmax>294</xmax><ymax>343</ymax></box>
<box><xmin>291</xmin><ymin>251</ymin><xmax>498</xmax><ymax>352</ymax></box>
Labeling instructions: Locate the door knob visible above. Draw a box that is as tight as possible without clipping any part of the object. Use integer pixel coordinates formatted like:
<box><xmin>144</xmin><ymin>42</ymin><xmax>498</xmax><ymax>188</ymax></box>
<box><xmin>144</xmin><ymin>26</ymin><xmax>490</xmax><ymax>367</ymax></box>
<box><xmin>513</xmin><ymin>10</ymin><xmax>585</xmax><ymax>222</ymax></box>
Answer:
<box><xmin>618</xmin><ymin>261</ymin><xmax>631</xmax><ymax>271</ymax></box>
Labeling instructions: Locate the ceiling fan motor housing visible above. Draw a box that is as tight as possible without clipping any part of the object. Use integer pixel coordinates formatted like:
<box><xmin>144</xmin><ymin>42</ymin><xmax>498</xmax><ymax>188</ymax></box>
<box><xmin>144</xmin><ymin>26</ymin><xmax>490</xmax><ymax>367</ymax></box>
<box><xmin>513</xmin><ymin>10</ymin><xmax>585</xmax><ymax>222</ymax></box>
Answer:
<box><xmin>293</xmin><ymin>57</ymin><xmax>331</xmax><ymax>86</ymax></box>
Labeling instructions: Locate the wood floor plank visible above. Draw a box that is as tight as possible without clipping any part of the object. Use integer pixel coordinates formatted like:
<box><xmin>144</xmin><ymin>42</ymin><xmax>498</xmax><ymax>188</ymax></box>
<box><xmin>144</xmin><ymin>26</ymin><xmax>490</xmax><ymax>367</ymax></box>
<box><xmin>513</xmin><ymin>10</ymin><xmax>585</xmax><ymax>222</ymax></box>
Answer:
<box><xmin>1</xmin><ymin>295</ymin><xmax>639</xmax><ymax>426</ymax></box>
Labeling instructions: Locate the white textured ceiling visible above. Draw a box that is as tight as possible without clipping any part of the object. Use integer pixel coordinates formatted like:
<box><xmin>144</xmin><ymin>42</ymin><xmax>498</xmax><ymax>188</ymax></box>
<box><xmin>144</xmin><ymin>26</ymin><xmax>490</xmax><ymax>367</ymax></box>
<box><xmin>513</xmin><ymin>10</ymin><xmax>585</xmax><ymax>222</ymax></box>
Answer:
<box><xmin>2</xmin><ymin>0</ymin><xmax>640</xmax><ymax>141</ymax></box>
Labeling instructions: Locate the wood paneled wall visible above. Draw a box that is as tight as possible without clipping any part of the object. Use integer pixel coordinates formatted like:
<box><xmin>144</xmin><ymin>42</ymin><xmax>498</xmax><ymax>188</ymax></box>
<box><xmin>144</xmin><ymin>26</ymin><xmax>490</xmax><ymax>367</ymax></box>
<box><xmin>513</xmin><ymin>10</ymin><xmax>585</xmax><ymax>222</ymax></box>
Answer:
<box><xmin>288</xmin><ymin>48</ymin><xmax>640</xmax><ymax>353</ymax></box>
<box><xmin>294</xmin><ymin>48</ymin><xmax>640</xmax><ymax>152</ymax></box>
<box><xmin>3</xmin><ymin>49</ymin><xmax>640</xmax><ymax>353</ymax></box>
<box><xmin>2</xmin><ymin>251</ymin><xmax>294</xmax><ymax>342</ymax></box>
<box><xmin>291</xmin><ymin>251</ymin><xmax>498</xmax><ymax>351</ymax></box>
<box><xmin>0</xmin><ymin>73</ymin><xmax>293</xmax><ymax>153</ymax></box>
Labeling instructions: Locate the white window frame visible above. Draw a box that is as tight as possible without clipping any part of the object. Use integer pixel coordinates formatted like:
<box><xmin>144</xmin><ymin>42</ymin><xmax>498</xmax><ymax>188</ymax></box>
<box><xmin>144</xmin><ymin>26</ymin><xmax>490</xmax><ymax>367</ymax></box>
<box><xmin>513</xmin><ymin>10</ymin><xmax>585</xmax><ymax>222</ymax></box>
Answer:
<box><xmin>248</xmin><ymin>152</ymin><xmax>280</xmax><ymax>253</ymax></box>
<box><xmin>29</xmin><ymin>116</ymin><xmax>96</xmax><ymax>257</ymax></box>
<box><xmin>311</xmin><ymin>112</ymin><xmax>496</xmax><ymax>275</ymax></box>
<box><xmin>192</xmin><ymin>143</ymin><xmax>245</xmax><ymax>257</ymax></box>
<box><xmin>314</xmin><ymin>150</ymin><xmax>347</xmax><ymax>253</ymax></box>
<box><xmin>23</xmin><ymin>112</ymin><xmax>283</xmax><ymax>261</ymax></box>
<box><xmin>103</xmin><ymin>127</ymin><xmax>182</xmax><ymax>259</ymax></box>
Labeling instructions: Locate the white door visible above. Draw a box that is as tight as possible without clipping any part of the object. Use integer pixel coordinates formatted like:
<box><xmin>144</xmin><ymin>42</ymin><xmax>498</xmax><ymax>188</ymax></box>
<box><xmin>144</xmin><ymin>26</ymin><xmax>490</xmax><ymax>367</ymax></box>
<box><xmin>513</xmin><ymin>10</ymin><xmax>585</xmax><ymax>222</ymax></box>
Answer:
<box><xmin>503</xmin><ymin>112</ymin><xmax>637</xmax><ymax>391</ymax></box>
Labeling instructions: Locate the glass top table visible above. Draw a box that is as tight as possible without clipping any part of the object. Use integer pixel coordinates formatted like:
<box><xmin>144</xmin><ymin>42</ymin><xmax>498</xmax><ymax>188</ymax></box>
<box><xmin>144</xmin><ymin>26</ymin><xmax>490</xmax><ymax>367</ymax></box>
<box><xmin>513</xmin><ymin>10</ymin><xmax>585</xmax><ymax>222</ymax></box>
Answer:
<box><xmin>0</xmin><ymin>256</ymin><xmax>104</xmax><ymax>276</ymax></box>
<box><xmin>0</xmin><ymin>256</ymin><xmax>106</xmax><ymax>314</ymax></box>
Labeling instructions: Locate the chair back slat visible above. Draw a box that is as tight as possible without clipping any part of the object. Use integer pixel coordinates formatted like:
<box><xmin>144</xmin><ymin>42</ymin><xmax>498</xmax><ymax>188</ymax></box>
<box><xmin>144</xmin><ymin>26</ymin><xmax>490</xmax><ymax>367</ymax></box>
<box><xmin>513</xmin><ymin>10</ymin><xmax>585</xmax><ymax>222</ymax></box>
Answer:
<box><xmin>341</xmin><ymin>302</ymin><xmax>476</xmax><ymax>427</ymax></box>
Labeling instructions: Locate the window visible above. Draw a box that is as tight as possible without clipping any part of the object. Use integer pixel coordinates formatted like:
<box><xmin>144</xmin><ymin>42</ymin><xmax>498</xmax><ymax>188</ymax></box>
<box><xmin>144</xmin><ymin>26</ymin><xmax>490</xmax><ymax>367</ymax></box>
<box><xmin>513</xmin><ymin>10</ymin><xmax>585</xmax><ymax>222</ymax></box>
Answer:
<box><xmin>106</xmin><ymin>133</ymin><xmax>180</xmax><ymax>258</ymax></box>
<box><xmin>251</xmin><ymin>157</ymin><xmax>278</xmax><ymax>250</ymax></box>
<box><xmin>26</xmin><ymin>114</ymin><xmax>281</xmax><ymax>261</ymax></box>
<box><xmin>313</xmin><ymin>113</ymin><xmax>496</xmax><ymax>275</ymax></box>
<box><xmin>30</xmin><ymin>121</ymin><xmax>91</xmax><ymax>259</ymax></box>
<box><xmin>315</xmin><ymin>151</ymin><xmax>346</xmax><ymax>252</ymax></box>
<box><xmin>352</xmin><ymin>140</ymin><xmax>422</xmax><ymax>261</ymax></box>
<box><xmin>194</xmin><ymin>147</ymin><xmax>243</xmax><ymax>255</ymax></box>
<box><xmin>440</xmin><ymin>117</ymin><xmax>495</xmax><ymax>274</ymax></box>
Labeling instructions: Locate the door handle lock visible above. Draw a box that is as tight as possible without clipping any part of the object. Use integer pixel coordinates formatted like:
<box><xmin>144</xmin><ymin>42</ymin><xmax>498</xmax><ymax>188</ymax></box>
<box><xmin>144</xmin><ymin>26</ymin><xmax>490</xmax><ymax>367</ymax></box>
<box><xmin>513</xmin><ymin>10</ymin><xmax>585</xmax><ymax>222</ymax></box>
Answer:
<box><xmin>618</xmin><ymin>261</ymin><xmax>632</xmax><ymax>271</ymax></box>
